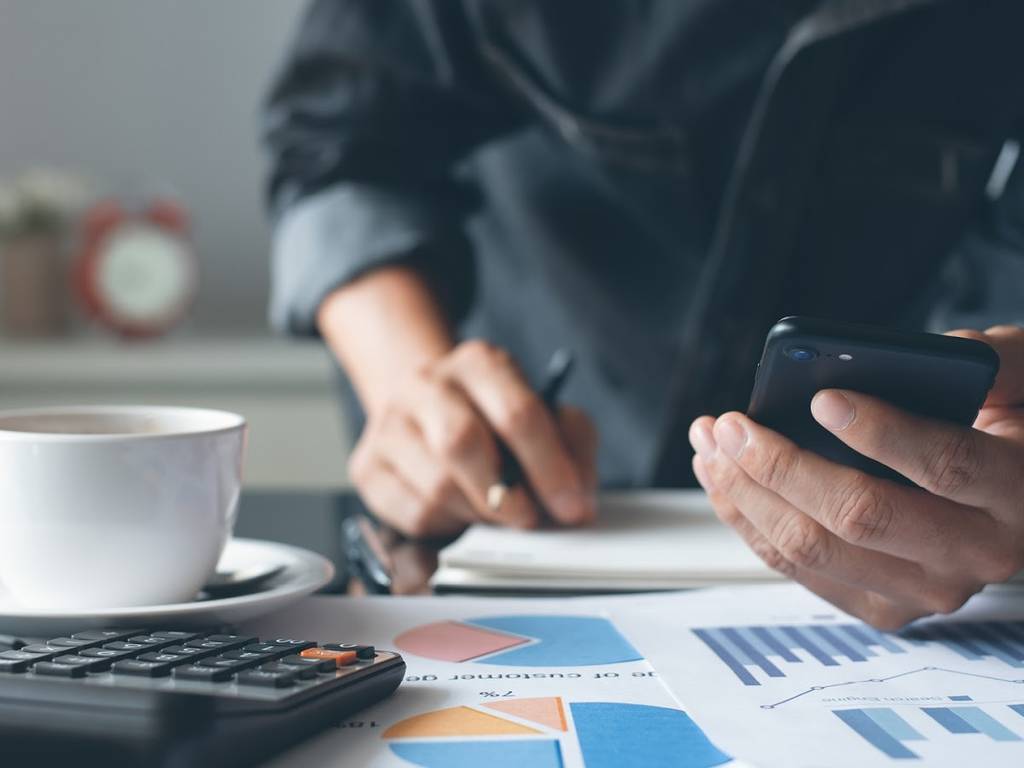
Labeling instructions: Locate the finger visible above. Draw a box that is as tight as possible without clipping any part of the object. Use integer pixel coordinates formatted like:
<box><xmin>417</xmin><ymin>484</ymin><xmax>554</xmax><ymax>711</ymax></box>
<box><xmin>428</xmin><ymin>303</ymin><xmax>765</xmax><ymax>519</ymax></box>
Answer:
<box><xmin>948</xmin><ymin>326</ymin><xmax>1024</xmax><ymax>406</ymax></box>
<box><xmin>557</xmin><ymin>406</ymin><xmax>599</xmax><ymax>522</ymax></box>
<box><xmin>695</xmin><ymin>456</ymin><xmax>922</xmax><ymax>630</ymax></box>
<box><xmin>700</xmin><ymin>440</ymin><xmax>976</xmax><ymax>614</ymax></box>
<box><xmin>810</xmin><ymin>388</ymin><xmax>1020</xmax><ymax>509</ymax></box>
<box><xmin>410</xmin><ymin>375</ymin><xmax>537</xmax><ymax>529</ymax></box>
<box><xmin>443</xmin><ymin>341</ymin><xmax>588</xmax><ymax>524</ymax></box>
<box><xmin>375</xmin><ymin>410</ymin><xmax>476</xmax><ymax>525</ymax></box>
<box><xmin>708</xmin><ymin>412</ymin><xmax>1001</xmax><ymax>570</ymax></box>
<box><xmin>351</xmin><ymin>454</ymin><xmax>466</xmax><ymax>539</ymax></box>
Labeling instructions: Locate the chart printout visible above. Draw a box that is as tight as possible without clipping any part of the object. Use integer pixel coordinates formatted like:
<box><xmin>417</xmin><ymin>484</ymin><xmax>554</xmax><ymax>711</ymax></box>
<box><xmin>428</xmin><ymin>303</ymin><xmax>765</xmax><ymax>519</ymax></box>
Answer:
<box><xmin>613</xmin><ymin>583</ymin><xmax>1024</xmax><ymax>768</ymax></box>
<box><xmin>245</xmin><ymin>594</ymin><xmax>741</xmax><ymax>768</ymax></box>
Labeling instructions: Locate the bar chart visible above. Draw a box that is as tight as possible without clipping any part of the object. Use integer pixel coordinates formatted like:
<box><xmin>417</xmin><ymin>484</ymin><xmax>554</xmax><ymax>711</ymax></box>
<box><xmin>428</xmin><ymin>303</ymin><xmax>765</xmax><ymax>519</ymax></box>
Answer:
<box><xmin>692</xmin><ymin>620</ymin><xmax>1024</xmax><ymax>687</ymax></box>
<box><xmin>835</xmin><ymin>701</ymin><xmax>1024</xmax><ymax>760</ymax></box>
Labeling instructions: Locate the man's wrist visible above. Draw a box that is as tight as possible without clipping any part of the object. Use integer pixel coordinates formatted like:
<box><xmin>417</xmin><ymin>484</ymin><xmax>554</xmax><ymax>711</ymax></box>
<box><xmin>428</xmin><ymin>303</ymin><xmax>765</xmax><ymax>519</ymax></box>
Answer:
<box><xmin>316</xmin><ymin>266</ymin><xmax>454</xmax><ymax>413</ymax></box>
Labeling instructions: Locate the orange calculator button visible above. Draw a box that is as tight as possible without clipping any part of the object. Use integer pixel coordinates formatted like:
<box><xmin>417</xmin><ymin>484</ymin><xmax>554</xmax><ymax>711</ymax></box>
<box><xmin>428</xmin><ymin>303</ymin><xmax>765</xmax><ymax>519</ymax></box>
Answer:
<box><xmin>300</xmin><ymin>648</ymin><xmax>358</xmax><ymax>668</ymax></box>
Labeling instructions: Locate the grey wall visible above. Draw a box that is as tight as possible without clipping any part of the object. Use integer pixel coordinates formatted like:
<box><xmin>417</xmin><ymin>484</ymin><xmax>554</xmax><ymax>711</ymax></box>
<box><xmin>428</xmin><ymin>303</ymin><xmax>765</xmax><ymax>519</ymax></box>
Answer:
<box><xmin>0</xmin><ymin>0</ymin><xmax>308</xmax><ymax>332</ymax></box>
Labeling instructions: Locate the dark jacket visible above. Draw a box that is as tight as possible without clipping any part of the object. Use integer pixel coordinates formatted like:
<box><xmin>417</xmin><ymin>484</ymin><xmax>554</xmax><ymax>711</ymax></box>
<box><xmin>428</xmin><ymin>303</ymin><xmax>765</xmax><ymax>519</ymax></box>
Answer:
<box><xmin>264</xmin><ymin>0</ymin><xmax>1024</xmax><ymax>487</ymax></box>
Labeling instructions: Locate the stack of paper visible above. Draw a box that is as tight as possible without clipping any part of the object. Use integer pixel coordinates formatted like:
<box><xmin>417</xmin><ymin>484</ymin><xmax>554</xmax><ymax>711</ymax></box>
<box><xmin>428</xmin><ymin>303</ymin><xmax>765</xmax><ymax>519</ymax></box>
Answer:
<box><xmin>431</xmin><ymin>490</ymin><xmax>782</xmax><ymax>593</ymax></box>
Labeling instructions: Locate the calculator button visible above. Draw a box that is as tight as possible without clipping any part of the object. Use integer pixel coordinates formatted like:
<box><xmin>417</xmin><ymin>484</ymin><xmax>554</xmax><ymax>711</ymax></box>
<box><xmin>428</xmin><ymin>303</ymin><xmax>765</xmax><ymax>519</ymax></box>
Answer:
<box><xmin>205</xmin><ymin>634</ymin><xmax>257</xmax><ymax>646</ymax></box>
<box><xmin>241</xmin><ymin>643</ymin><xmax>295</xmax><ymax>659</ymax></box>
<box><xmin>195</xmin><ymin>657</ymin><xmax>258</xmax><ymax>673</ymax></box>
<box><xmin>12</xmin><ymin>651</ymin><xmax>61</xmax><ymax>663</ymax></box>
<box><xmin>71</xmin><ymin>629</ymin><xmax>141</xmax><ymax>643</ymax></box>
<box><xmin>46</xmin><ymin>637</ymin><xmax>96</xmax><ymax>649</ymax></box>
<box><xmin>185</xmin><ymin>637</ymin><xmax>252</xmax><ymax>652</ymax></box>
<box><xmin>34</xmin><ymin>661</ymin><xmax>89</xmax><ymax>678</ymax></box>
<box><xmin>138</xmin><ymin>652</ymin><xmax>191</xmax><ymax>665</ymax></box>
<box><xmin>221</xmin><ymin>650</ymin><xmax>277</xmax><ymax>663</ymax></box>
<box><xmin>51</xmin><ymin>655</ymin><xmax>110</xmax><ymax>673</ymax></box>
<box><xmin>111</xmin><ymin>659</ymin><xmax>174</xmax><ymax>677</ymax></box>
<box><xmin>1</xmin><ymin>649</ymin><xmax>47</xmax><ymax>663</ymax></box>
<box><xmin>263</xmin><ymin>638</ymin><xmax>316</xmax><ymax>652</ymax></box>
<box><xmin>279</xmin><ymin>654</ymin><xmax>336</xmax><ymax>674</ymax></box>
<box><xmin>79</xmin><ymin>647</ymin><xmax>138</xmax><ymax>662</ymax></box>
<box><xmin>173</xmin><ymin>664</ymin><xmax>234</xmax><ymax>682</ymax></box>
<box><xmin>322</xmin><ymin>643</ymin><xmax>376</xmax><ymax>660</ymax></box>
<box><xmin>0</xmin><ymin>657</ymin><xmax>31</xmax><ymax>673</ymax></box>
<box><xmin>103</xmin><ymin>641</ymin><xmax>149</xmax><ymax>652</ymax></box>
<box><xmin>127</xmin><ymin>635</ymin><xmax>178</xmax><ymax>649</ymax></box>
<box><xmin>151</xmin><ymin>631</ymin><xmax>203</xmax><ymax>642</ymax></box>
<box><xmin>162</xmin><ymin>645</ymin><xmax>220</xmax><ymax>661</ymax></box>
<box><xmin>259</xmin><ymin>661</ymin><xmax>316</xmax><ymax>680</ymax></box>
<box><xmin>299</xmin><ymin>648</ymin><xmax>358</xmax><ymax>668</ymax></box>
<box><xmin>237</xmin><ymin>669</ymin><xmax>298</xmax><ymax>688</ymax></box>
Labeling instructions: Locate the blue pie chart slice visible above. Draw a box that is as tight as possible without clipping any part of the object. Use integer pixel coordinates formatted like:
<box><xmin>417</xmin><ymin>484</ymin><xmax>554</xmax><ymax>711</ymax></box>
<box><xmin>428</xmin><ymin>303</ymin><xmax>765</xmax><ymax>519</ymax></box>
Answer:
<box><xmin>463</xmin><ymin>616</ymin><xmax>643</xmax><ymax>666</ymax></box>
<box><xmin>386</xmin><ymin>701</ymin><xmax>731</xmax><ymax>768</ymax></box>
<box><xmin>391</xmin><ymin>739</ymin><xmax>564</xmax><ymax>768</ymax></box>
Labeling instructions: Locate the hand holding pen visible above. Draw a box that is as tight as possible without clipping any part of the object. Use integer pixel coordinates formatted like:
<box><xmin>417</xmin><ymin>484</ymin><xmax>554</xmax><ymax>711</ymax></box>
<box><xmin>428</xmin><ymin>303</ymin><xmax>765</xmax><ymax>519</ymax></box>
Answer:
<box><xmin>486</xmin><ymin>348</ymin><xmax>578</xmax><ymax>518</ymax></box>
<box><xmin>348</xmin><ymin>341</ymin><xmax>597</xmax><ymax>538</ymax></box>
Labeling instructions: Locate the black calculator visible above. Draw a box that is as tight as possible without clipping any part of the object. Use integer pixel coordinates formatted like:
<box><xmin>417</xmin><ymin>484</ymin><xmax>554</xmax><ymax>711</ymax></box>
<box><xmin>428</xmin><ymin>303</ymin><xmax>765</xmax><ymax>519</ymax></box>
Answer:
<box><xmin>0</xmin><ymin>627</ymin><xmax>405</xmax><ymax>767</ymax></box>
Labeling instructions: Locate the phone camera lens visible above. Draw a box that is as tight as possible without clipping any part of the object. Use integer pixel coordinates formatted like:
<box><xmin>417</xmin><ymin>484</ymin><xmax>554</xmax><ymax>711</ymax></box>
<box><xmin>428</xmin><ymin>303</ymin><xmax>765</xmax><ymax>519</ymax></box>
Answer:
<box><xmin>785</xmin><ymin>346</ymin><xmax>818</xmax><ymax>361</ymax></box>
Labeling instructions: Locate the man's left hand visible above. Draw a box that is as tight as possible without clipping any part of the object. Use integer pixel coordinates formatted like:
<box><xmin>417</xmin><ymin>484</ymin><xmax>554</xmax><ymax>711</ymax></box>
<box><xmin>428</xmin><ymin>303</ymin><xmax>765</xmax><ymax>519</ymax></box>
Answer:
<box><xmin>690</xmin><ymin>325</ymin><xmax>1024</xmax><ymax>630</ymax></box>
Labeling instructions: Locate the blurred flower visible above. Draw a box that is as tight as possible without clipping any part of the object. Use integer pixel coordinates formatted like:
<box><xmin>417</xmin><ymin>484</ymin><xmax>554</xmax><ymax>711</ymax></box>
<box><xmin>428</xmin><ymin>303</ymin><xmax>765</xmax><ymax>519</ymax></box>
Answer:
<box><xmin>0</xmin><ymin>183</ymin><xmax>20</xmax><ymax>233</ymax></box>
<box><xmin>0</xmin><ymin>169</ymin><xmax>92</xmax><ymax>240</ymax></box>
<box><xmin>16</xmin><ymin>169</ymin><xmax>90</xmax><ymax>215</ymax></box>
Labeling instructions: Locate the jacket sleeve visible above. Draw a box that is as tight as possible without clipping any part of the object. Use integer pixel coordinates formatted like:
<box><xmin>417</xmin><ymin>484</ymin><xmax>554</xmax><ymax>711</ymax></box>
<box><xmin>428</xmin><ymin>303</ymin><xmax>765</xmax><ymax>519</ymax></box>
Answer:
<box><xmin>262</xmin><ymin>0</ymin><xmax>518</xmax><ymax>335</ymax></box>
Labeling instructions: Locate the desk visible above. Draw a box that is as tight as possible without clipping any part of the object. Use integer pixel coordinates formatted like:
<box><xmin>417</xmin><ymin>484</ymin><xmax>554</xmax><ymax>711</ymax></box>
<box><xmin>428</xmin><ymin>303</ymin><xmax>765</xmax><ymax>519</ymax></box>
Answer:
<box><xmin>233</xmin><ymin>490</ymin><xmax>442</xmax><ymax>596</ymax></box>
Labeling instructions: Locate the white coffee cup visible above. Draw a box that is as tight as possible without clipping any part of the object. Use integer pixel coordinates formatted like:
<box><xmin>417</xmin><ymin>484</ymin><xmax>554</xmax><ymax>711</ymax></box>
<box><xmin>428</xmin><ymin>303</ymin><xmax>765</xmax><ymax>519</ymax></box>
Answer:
<box><xmin>0</xmin><ymin>405</ymin><xmax>246</xmax><ymax>610</ymax></box>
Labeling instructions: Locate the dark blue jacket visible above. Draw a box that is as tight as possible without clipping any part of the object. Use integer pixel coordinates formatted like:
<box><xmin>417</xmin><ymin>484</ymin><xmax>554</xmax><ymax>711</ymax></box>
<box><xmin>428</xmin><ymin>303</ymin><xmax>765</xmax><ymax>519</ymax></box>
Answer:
<box><xmin>264</xmin><ymin>0</ymin><xmax>1024</xmax><ymax>486</ymax></box>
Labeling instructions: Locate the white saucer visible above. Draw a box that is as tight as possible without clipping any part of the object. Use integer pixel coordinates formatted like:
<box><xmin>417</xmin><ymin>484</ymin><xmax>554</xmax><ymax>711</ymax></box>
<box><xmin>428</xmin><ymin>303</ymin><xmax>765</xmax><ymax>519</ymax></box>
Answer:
<box><xmin>0</xmin><ymin>538</ymin><xmax>335</xmax><ymax>638</ymax></box>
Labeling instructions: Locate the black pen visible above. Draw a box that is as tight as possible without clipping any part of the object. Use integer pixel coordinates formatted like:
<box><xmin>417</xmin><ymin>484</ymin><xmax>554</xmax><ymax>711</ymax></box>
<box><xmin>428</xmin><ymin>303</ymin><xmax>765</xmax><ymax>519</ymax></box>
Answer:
<box><xmin>487</xmin><ymin>348</ymin><xmax>575</xmax><ymax>511</ymax></box>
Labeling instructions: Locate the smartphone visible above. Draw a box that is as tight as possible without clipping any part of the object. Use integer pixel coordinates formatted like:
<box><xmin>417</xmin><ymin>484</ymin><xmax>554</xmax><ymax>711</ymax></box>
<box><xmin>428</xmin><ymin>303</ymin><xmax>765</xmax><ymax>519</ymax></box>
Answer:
<box><xmin>746</xmin><ymin>316</ymin><xmax>1000</xmax><ymax>482</ymax></box>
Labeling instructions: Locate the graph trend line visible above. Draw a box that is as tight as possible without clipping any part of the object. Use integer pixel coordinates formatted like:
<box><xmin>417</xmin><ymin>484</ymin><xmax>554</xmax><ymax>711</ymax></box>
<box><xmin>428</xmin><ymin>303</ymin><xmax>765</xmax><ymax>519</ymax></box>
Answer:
<box><xmin>761</xmin><ymin>666</ymin><xmax>1024</xmax><ymax>709</ymax></box>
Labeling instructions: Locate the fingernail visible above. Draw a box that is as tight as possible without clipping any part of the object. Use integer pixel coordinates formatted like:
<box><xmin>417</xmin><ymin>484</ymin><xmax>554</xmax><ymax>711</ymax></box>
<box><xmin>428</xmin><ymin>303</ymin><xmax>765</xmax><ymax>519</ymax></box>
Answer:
<box><xmin>689</xmin><ymin>422</ymin><xmax>716</xmax><ymax>459</ymax></box>
<box><xmin>714</xmin><ymin>418</ymin><xmax>747</xmax><ymax>459</ymax></box>
<box><xmin>812</xmin><ymin>390</ymin><xmax>855</xmax><ymax>432</ymax></box>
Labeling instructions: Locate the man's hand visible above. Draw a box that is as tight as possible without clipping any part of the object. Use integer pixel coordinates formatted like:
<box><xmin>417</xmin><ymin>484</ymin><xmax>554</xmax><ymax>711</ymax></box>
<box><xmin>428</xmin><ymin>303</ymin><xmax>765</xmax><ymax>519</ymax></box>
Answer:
<box><xmin>689</xmin><ymin>325</ymin><xmax>1024</xmax><ymax>630</ymax></box>
<box><xmin>350</xmin><ymin>339</ymin><xmax>597</xmax><ymax>538</ymax></box>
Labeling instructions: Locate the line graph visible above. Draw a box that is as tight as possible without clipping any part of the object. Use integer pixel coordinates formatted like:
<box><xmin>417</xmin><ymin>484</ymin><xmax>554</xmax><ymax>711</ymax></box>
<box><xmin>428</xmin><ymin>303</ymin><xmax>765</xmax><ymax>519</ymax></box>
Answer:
<box><xmin>761</xmin><ymin>666</ymin><xmax>1024</xmax><ymax>709</ymax></box>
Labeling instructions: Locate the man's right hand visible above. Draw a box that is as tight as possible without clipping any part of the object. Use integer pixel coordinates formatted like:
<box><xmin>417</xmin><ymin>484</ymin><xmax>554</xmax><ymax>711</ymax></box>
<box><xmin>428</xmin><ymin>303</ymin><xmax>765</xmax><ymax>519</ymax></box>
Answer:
<box><xmin>349</xmin><ymin>339</ymin><xmax>598</xmax><ymax>538</ymax></box>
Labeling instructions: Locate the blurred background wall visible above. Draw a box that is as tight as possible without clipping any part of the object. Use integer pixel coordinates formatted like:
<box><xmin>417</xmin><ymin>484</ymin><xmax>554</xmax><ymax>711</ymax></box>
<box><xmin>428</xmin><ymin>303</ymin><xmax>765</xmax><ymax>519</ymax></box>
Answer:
<box><xmin>0</xmin><ymin>1</ymin><xmax>351</xmax><ymax>488</ymax></box>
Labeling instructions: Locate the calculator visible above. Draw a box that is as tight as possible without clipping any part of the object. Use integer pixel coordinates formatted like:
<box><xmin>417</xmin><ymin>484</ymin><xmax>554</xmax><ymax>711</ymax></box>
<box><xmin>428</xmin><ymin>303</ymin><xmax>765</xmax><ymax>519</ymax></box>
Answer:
<box><xmin>0</xmin><ymin>627</ymin><xmax>405</xmax><ymax>767</ymax></box>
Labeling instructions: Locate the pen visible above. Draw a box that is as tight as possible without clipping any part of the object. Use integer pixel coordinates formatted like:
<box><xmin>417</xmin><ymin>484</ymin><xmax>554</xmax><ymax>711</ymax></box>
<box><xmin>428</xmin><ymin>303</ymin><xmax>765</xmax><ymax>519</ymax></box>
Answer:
<box><xmin>487</xmin><ymin>348</ymin><xmax>575</xmax><ymax>512</ymax></box>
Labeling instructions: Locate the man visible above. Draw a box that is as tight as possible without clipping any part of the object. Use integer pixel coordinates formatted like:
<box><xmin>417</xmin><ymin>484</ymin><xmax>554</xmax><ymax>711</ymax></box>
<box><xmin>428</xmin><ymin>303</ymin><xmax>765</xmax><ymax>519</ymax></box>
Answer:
<box><xmin>264</xmin><ymin>0</ymin><xmax>1024</xmax><ymax>628</ymax></box>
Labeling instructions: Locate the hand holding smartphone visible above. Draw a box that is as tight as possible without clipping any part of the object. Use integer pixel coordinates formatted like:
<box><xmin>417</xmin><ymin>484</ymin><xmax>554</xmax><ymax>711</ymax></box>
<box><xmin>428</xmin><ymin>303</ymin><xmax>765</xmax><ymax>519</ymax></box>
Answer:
<box><xmin>746</xmin><ymin>317</ymin><xmax>999</xmax><ymax>482</ymax></box>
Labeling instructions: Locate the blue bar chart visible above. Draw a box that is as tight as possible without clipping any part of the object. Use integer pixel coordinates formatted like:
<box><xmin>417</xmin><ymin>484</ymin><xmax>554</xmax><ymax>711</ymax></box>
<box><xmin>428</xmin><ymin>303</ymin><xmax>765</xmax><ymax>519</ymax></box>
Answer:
<box><xmin>835</xmin><ymin>704</ymin><xmax>1024</xmax><ymax>760</ymax></box>
<box><xmin>833</xmin><ymin>708</ymin><xmax>923</xmax><ymax>759</ymax></box>
<box><xmin>693</xmin><ymin>620</ymin><xmax>1024</xmax><ymax>686</ymax></box>
<box><xmin>691</xmin><ymin>623</ymin><xmax>905</xmax><ymax>686</ymax></box>
<box><xmin>903</xmin><ymin>621</ymin><xmax>1024</xmax><ymax>668</ymax></box>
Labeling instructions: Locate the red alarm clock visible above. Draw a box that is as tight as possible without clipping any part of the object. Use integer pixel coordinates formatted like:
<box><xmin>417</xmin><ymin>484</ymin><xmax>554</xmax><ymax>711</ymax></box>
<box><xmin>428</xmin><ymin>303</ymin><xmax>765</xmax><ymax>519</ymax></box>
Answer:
<box><xmin>75</xmin><ymin>199</ymin><xmax>197</xmax><ymax>337</ymax></box>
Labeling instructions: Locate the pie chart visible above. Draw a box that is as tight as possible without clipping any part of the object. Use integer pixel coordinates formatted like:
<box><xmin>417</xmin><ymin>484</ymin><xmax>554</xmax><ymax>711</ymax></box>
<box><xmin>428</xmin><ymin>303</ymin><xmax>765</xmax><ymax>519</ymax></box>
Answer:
<box><xmin>383</xmin><ymin>696</ymin><xmax>731</xmax><ymax>768</ymax></box>
<box><xmin>394</xmin><ymin>615</ymin><xmax>642</xmax><ymax>667</ymax></box>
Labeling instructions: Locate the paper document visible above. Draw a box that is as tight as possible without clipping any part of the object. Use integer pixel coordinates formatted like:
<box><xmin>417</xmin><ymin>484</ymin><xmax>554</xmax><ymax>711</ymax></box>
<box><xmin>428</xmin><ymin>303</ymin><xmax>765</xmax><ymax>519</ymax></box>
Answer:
<box><xmin>434</xmin><ymin>490</ymin><xmax>781</xmax><ymax>592</ymax></box>
<box><xmin>243</xmin><ymin>593</ymin><xmax>743</xmax><ymax>768</ymax></box>
<box><xmin>612</xmin><ymin>583</ymin><xmax>1024</xmax><ymax>768</ymax></box>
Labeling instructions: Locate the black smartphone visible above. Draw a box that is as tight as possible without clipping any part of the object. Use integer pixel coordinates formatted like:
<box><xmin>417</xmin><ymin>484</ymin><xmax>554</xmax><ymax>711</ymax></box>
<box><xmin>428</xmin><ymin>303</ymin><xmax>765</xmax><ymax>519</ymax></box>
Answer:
<box><xmin>746</xmin><ymin>316</ymin><xmax>1000</xmax><ymax>481</ymax></box>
